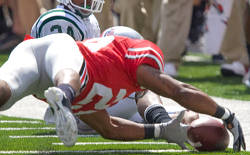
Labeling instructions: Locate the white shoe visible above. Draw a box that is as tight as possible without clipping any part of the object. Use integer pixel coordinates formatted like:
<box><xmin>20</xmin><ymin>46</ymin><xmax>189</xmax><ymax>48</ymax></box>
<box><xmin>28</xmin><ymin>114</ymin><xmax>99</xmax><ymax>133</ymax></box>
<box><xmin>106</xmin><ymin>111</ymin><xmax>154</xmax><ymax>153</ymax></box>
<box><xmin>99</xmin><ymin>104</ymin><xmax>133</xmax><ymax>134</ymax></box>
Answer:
<box><xmin>221</xmin><ymin>61</ymin><xmax>247</xmax><ymax>77</ymax></box>
<box><xmin>43</xmin><ymin>106</ymin><xmax>96</xmax><ymax>134</ymax></box>
<box><xmin>164</xmin><ymin>62</ymin><xmax>178</xmax><ymax>77</ymax></box>
<box><xmin>243</xmin><ymin>69</ymin><xmax>250</xmax><ymax>88</ymax></box>
<box><xmin>44</xmin><ymin>87</ymin><xmax>78</xmax><ymax>147</ymax></box>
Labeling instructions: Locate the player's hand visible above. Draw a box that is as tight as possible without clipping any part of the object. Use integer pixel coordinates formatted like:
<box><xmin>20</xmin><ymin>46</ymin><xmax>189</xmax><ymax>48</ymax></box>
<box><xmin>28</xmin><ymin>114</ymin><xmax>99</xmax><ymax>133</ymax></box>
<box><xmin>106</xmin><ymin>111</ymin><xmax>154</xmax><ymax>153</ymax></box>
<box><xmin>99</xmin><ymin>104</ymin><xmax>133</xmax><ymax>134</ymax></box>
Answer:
<box><xmin>224</xmin><ymin>113</ymin><xmax>246</xmax><ymax>151</ymax></box>
<box><xmin>159</xmin><ymin>111</ymin><xmax>189</xmax><ymax>149</ymax></box>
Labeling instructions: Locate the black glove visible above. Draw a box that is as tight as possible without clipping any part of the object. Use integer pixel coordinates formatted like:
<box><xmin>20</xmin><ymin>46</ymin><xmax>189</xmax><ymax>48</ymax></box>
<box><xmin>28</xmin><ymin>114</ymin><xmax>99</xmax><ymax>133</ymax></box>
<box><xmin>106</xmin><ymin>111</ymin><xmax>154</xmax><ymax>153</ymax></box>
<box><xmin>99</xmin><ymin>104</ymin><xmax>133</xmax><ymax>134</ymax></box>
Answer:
<box><xmin>224</xmin><ymin>113</ymin><xmax>246</xmax><ymax>151</ymax></box>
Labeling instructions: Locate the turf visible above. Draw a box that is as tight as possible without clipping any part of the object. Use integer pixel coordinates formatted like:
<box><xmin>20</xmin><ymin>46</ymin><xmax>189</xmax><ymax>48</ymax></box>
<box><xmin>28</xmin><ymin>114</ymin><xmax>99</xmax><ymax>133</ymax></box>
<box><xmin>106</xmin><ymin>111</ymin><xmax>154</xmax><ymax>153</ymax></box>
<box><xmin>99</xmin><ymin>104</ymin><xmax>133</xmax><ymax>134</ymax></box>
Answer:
<box><xmin>0</xmin><ymin>53</ymin><xmax>8</xmax><ymax>65</ymax></box>
<box><xmin>178</xmin><ymin>53</ymin><xmax>250</xmax><ymax>101</ymax></box>
<box><xmin>0</xmin><ymin>115</ymin><xmax>249</xmax><ymax>155</ymax></box>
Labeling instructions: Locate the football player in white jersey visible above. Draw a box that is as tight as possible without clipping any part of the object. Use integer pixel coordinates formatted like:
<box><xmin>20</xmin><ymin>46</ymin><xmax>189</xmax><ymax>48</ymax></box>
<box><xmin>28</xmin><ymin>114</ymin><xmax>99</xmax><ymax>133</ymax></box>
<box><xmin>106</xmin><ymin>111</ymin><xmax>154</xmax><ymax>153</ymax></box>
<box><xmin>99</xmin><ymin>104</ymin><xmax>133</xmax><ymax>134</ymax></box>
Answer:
<box><xmin>31</xmin><ymin>0</ymin><xmax>103</xmax><ymax>40</ymax></box>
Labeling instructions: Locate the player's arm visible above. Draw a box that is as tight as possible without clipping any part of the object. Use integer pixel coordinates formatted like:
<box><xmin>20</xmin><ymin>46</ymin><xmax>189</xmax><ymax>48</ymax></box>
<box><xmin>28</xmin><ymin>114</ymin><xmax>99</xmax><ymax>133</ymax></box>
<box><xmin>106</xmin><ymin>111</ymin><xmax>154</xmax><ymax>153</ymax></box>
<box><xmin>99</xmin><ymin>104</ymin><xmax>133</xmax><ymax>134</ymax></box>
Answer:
<box><xmin>78</xmin><ymin>107</ymin><xmax>188</xmax><ymax>151</ymax></box>
<box><xmin>136</xmin><ymin>64</ymin><xmax>246</xmax><ymax>151</ymax></box>
<box><xmin>79</xmin><ymin>109</ymin><xmax>146</xmax><ymax>140</ymax></box>
<box><xmin>137</xmin><ymin>65</ymin><xmax>217</xmax><ymax>116</ymax></box>
<box><xmin>136</xmin><ymin>90</ymin><xmax>199</xmax><ymax>125</ymax></box>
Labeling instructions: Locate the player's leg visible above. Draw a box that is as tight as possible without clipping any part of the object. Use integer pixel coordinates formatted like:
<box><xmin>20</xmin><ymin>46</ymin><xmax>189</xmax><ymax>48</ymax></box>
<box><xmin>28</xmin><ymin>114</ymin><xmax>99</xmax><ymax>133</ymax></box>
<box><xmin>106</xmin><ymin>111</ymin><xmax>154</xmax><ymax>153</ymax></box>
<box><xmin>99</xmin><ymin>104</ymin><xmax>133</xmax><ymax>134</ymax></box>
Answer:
<box><xmin>43</xmin><ymin>33</ymin><xmax>83</xmax><ymax>146</ymax></box>
<box><xmin>169</xmin><ymin>110</ymin><xmax>199</xmax><ymax>125</ymax></box>
<box><xmin>0</xmin><ymin>39</ymin><xmax>41</xmax><ymax>110</ymax></box>
<box><xmin>136</xmin><ymin>90</ymin><xmax>172</xmax><ymax>123</ymax></box>
<box><xmin>42</xmin><ymin>34</ymin><xmax>83</xmax><ymax>91</ymax></box>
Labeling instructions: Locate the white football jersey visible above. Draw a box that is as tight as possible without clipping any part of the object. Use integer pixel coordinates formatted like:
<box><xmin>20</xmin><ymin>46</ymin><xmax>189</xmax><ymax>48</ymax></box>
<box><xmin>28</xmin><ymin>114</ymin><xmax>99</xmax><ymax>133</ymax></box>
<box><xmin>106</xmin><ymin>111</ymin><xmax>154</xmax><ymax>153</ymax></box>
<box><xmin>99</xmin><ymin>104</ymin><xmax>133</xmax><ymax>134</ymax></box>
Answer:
<box><xmin>31</xmin><ymin>5</ymin><xmax>100</xmax><ymax>40</ymax></box>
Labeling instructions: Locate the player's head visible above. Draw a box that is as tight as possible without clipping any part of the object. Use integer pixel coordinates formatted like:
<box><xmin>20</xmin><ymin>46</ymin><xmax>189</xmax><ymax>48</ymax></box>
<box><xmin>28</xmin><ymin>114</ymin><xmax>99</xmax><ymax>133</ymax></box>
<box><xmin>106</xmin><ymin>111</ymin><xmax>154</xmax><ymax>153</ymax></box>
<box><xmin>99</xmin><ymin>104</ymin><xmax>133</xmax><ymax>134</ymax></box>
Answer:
<box><xmin>57</xmin><ymin>0</ymin><xmax>104</xmax><ymax>16</ymax></box>
<box><xmin>101</xmin><ymin>26</ymin><xmax>144</xmax><ymax>39</ymax></box>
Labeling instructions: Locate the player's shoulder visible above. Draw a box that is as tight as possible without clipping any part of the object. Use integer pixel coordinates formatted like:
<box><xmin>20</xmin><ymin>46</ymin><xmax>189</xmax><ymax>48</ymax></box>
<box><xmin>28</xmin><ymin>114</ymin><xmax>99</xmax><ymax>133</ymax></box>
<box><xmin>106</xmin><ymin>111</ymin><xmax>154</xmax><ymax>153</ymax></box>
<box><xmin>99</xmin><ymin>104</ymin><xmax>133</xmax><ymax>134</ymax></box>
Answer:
<box><xmin>31</xmin><ymin>7</ymin><xmax>86</xmax><ymax>38</ymax></box>
<box><xmin>87</xmin><ymin>14</ymin><xmax>98</xmax><ymax>22</ymax></box>
<box><xmin>35</xmin><ymin>7</ymin><xmax>82</xmax><ymax>26</ymax></box>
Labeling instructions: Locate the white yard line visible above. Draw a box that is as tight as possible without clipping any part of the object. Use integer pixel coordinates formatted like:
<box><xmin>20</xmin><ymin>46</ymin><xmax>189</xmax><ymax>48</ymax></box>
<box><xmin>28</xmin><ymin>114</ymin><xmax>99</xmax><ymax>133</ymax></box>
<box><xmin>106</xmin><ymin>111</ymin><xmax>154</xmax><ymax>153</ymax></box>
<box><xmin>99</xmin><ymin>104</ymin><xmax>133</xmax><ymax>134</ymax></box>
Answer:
<box><xmin>0</xmin><ymin>150</ymin><xmax>189</xmax><ymax>154</ymax></box>
<box><xmin>0</xmin><ymin>120</ymin><xmax>41</xmax><ymax>124</ymax></box>
<box><xmin>53</xmin><ymin>142</ymin><xmax>168</xmax><ymax>145</ymax></box>
<box><xmin>0</xmin><ymin>127</ymin><xmax>55</xmax><ymax>130</ymax></box>
<box><xmin>10</xmin><ymin>135</ymin><xmax>99</xmax><ymax>138</ymax></box>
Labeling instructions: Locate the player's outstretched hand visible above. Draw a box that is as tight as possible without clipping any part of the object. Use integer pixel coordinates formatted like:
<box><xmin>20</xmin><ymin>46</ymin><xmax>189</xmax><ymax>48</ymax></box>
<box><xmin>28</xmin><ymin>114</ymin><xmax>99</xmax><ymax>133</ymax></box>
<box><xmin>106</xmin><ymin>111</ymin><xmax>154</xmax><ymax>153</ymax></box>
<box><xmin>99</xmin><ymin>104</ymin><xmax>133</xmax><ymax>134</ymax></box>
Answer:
<box><xmin>224</xmin><ymin>113</ymin><xmax>246</xmax><ymax>151</ymax></box>
<box><xmin>159</xmin><ymin>111</ymin><xmax>189</xmax><ymax>149</ymax></box>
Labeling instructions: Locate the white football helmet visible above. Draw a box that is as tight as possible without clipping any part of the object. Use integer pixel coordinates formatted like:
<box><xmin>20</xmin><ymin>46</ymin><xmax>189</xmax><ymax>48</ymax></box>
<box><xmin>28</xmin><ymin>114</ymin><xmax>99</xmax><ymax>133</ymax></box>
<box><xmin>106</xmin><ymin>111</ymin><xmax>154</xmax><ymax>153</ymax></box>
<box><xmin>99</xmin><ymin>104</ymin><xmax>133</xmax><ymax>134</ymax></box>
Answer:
<box><xmin>101</xmin><ymin>26</ymin><xmax>144</xmax><ymax>39</ymax></box>
<box><xmin>57</xmin><ymin>0</ymin><xmax>104</xmax><ymax>14</ymax></box>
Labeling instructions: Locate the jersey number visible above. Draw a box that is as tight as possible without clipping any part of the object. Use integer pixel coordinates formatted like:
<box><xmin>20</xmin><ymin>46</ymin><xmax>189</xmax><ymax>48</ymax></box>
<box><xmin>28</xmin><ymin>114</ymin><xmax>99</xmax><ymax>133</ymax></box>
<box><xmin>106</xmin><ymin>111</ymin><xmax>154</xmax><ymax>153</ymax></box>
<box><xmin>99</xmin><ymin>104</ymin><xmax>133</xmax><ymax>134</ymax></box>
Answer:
<box><xmin>78</xmin><ymin>83</ymin><xmax>127</xmax><ymax>110</ymax></box>
<box><xmin>50</xmin><ymin>25</ymin><xmax>75</xmax><ymax>39</ymax></box>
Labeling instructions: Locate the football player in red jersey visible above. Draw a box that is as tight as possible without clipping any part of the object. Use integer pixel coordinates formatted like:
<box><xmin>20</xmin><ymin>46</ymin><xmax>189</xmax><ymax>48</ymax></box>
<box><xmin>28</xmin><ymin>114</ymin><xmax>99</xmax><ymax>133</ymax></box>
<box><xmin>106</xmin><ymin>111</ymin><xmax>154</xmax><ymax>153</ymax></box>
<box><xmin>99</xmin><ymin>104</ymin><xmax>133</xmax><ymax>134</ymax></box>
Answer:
<box><xmin>0</xmin><ymin>32</ymin><xmax>245</xmax><ymax>151</ymax></box>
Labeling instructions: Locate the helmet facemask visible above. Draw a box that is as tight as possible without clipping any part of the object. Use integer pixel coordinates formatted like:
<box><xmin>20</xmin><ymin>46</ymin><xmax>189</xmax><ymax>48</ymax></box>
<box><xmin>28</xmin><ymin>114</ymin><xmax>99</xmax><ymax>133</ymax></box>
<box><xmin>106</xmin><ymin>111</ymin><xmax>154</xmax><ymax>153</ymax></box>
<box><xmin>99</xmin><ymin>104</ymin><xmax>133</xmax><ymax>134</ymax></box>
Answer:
<box><xmin>69</xmin><ymin>0</ymin><xmax>104</xmax><ymax>15</ymax></box>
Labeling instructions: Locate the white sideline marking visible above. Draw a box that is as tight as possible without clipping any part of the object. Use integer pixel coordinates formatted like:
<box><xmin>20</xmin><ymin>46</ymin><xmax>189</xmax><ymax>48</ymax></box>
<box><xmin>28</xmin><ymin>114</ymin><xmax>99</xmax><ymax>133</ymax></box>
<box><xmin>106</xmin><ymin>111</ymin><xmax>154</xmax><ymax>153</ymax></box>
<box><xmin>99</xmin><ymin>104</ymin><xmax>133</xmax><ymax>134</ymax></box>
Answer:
<box><xmin>0</xmin><ymin>150</ymin><xmax>189</xmax><ymax>154</ymax></box>
<box><xmin>0</xmin><ymin>120</ymin><xmax>41</xmax><ymax>124</ymax></box>
<box><xmin>0</xmin><ymin>127</ymin><xmax>55</xmax><ymax>130</ymax></box>
<box><xmin>53</xmin><ymin>142</ymin><xmax>168</xmax><ymax>145</ymax></box>
<box><xmin>10</xmin><ymin>135</ymin><xmax>99</xmax><ymax>138</ymax></box>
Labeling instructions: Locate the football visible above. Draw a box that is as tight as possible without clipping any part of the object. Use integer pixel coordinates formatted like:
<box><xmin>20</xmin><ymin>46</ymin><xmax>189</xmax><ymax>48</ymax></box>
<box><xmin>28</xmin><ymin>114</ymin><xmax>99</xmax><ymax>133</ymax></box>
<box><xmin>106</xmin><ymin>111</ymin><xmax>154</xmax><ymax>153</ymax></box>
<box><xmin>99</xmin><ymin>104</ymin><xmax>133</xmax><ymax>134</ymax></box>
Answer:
<box><xmin>187</xmin><ymin>116</ymin><xmax>230</xmax><ymax>151</ymax></box>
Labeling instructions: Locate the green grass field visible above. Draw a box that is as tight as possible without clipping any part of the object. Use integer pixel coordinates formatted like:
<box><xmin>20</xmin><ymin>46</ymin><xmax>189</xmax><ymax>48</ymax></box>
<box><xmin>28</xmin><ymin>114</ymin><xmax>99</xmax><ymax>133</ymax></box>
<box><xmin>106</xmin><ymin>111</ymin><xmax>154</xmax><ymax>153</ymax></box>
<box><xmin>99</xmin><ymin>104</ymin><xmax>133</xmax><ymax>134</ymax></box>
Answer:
<box><xmin>179</xmin><ymin>53</ymin><xmax>250</xmax><ymax>101</ymax></box>
<box><xmin>0</xmin><ymin>115</ymin><xmax>249</xmax><ymax>155</ymax></box>
<box><xmin>0</xmin><ymin>52</ymin><xmax>250</xmax><ymax>154</ymax></box>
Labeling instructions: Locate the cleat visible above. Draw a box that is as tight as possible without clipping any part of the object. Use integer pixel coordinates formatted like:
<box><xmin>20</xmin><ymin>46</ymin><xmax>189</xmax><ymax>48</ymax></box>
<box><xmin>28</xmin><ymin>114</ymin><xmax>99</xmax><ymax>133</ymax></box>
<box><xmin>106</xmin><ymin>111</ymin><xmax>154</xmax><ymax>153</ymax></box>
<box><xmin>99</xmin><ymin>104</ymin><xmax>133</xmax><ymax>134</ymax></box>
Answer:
<box><xmin>221</xmin><ymin>61</ymin><xmax>247</xmax><ymax>77</ymax></box>
<box><xmin>43</xmin><ymin>106</ymin><xmax>93</xmax><ymax>134</ymax></box>
<box><xmin>243</xmin><ymin>70</ymin><xmax>250</xmax><ymax>88</ymax></box>
<box><xmin>44</xmin><ymin>87</ymin><xmax>78</xmax><ymax>147</ymax></box>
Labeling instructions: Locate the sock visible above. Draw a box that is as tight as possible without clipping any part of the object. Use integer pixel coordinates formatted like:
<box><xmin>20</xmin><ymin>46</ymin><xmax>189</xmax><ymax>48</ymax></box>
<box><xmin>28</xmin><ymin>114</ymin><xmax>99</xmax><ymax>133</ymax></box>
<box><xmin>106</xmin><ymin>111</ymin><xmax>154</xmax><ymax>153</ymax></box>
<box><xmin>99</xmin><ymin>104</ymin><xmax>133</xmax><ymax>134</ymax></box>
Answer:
<box><xmin>57</xmin><ymin>84</ymin><xmax>76</xmax><ymax>108</ymax></box>
<box><xmin>144</xmin><ymin>104</ymin><xmax>171</xmax><ymax>123</ymax></box>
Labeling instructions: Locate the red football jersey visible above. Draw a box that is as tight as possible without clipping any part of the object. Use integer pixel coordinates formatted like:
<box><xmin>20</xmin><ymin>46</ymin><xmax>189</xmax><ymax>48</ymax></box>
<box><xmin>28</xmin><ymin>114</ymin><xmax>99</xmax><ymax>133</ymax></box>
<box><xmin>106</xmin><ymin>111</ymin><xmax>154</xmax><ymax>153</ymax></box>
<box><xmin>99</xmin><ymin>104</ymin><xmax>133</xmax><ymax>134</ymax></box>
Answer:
<box><xmin>72</xmin><ymin>36</ymin><xmax>164</xmax><ymax>114</ymax></box>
